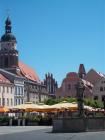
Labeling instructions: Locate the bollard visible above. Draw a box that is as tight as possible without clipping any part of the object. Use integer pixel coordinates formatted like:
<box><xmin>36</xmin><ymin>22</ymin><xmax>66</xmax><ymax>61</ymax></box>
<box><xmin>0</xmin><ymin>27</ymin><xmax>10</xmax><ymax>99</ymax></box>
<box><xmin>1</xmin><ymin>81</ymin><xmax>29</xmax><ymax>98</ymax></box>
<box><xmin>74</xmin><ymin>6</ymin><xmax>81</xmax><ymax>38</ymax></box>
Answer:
<box><xmin>22</xmin><ymin>119</ymin><xmax>25</xmax><ymax>126</ymax></box>
<box><xmin>9</xmin><ymin>119</ymin><xmax>12</xmax><ymax>126</ymax></box>
<box><xmin>18</xmin><ymin>119</ymin><xmax>21</xmax><ymax>126</ymax></box>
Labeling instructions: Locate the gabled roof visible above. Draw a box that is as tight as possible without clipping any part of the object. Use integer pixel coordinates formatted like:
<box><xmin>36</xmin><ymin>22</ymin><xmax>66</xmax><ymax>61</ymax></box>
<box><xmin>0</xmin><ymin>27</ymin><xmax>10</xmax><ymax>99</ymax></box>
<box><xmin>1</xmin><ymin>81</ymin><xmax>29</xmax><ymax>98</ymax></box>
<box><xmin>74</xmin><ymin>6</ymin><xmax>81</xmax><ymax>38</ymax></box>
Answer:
<box><xmin>0</xmin><ymin>74</ymin><xmax>11</xmax><ymax>84</ymax></box>
<box><xmin>84</xmin><ymin>69</ymin><xmax>104</xmax><ymax>85</ymax></box>
<box><xmin>19</xmin><ymin>61</ymin><xmax>40</xmax><ymax>83</ymax></box>
<box><xmin>0</xmin><ymin>68</ymin><xmax>24</xmax><ymax>82</ymax></box>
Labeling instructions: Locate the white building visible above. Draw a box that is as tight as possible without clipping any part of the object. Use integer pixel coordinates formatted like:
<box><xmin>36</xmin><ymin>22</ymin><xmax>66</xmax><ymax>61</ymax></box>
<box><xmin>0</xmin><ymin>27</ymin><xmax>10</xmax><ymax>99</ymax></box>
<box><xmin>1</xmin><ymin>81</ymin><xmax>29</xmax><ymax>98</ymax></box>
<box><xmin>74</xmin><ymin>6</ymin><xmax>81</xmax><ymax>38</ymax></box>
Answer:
<box><xmin>0</xmin><ymin>73</ymin><xmax>14</xmax><ymax>107</ymax></box>
<box><xmin>85</xmin><ymin>69</ymin><xmax>105</xmax><ymax>101</ymax></box>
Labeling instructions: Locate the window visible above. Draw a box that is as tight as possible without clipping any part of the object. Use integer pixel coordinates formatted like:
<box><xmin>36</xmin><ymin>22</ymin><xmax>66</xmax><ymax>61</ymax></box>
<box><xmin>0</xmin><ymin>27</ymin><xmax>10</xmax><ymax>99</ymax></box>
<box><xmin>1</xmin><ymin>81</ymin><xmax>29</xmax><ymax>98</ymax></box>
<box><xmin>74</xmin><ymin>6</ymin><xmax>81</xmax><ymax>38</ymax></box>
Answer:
<box><xmin>3</xmin><ymin>98</ymin><xmax>5</xmax><ymax>106</ymax></box>
<box><xmin>16</xmin><ymin>99</ymin><xmax>17</xmax><ymax>105</ymax></box>
<box><xmin>102</xmin><ymin>95</ymin><xmax>105</xmax><ymax>102</ymax></box>
<box><xmin>21</xmin><ymin>99</ymin><xmax>23</xmax><ymax>104</ymax></box>
<box><xmin>18</xmin><ymin>87</ymin><xmax>21</xmax><ymax>95</ymax></box>
<box><xmin>4</xmin><ymin>57</ymin><xmax>8</xmax><ymax>67</ymax></box>
<box><xmin>0</xmin><ymin>57</ymin><xmax>3</xmax><ymax>67</ymax></box>
<box><xmin>5</xmin><ymin>87</ymin><xmax>7</xmax><ymax>93</ymax></box>
<box><xmin>21</xmin><ymin>87</ymin><xmax>24</xmax><ymax>94</ymax></box>
<box><xmin>7</xmin><ymin>87</ymin><xmax>9</xmax><ymax>93</ymax></box>
<box><xmin>94</xmin><ymin>96</ymin><xmax>98</xmax><ymax>100</ymax></box>
<box><xmin>18</xmin><ymin>99</ymin><xmax>20</xmax><ymax>105</ymax></box>
<box><xmin>33</xmin><ymin>94</ymin><xmax>35</xmax><ymax>98</ymax></box>
<box><xmin>11</xmin><ymin>99</ymin><xmax>13</xmax><ymax>106</ymax></box>
<box><xmin>15</xmin><ymin>87</ymin><xmax>17</xmax><ymax>95</ymax></box>
<box><xmin>11</xmin><ymin>87</ymin><xmax>12</xmax><ymax>93</ymax></box>
<box><xmin>3</xmin><ymin>87</ymin><xmax>5</xmax><ymax>93</ymax></box>
<box><xmin>7</xmin><ymin>98</ymin><xmax>9</xmax><ymax>106</ymax></box>
<box><xmin>100</xmin><ymin>87</ymin><xmax>103</xmax><ymax>92</ymax></box>
<box><xmin>68</xmin><ymin>84</ymin><xmax>71</xmax><ymax>90</ymax></box>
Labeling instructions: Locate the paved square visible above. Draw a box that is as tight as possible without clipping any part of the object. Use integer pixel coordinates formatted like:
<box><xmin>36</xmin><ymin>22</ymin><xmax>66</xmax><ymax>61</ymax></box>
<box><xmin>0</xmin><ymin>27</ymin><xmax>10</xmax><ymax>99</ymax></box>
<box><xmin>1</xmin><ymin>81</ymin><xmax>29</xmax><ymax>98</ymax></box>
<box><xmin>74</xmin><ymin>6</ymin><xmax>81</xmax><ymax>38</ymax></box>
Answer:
<box><xmin>0</xmin><ymin>126</ymin><xmax>105</xmax><ymax>140</ymax></box>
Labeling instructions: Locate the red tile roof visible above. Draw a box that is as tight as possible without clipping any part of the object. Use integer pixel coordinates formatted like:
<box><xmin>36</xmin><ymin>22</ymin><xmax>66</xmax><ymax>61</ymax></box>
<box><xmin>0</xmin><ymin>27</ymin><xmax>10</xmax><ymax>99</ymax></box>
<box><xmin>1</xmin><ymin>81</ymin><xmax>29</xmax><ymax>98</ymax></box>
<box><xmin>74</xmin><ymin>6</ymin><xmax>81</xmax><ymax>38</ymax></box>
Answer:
<box><xmin>18</xmin><ymin>61</ymin><xmax>40</xmax><ymax>83</ymax></box>
<box><xmin>0</xmin><ymin>74</ymin><xmax>11</xmax><ymax>84</ymax></box>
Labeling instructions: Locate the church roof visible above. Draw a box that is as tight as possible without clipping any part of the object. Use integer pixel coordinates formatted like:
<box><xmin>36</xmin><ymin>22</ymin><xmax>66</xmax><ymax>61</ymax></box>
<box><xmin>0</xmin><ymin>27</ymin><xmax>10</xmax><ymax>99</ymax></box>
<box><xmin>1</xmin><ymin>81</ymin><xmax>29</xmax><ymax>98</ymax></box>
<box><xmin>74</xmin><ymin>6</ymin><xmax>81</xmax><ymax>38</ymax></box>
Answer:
<box><xmin>1</xmin><ymin>17</ymin><xmax>16</xmax><ymax>42</ymax></box>
<box><xmin>0</xmin><ymin>74</ymin><xmax>11</xmax><ymax>84</ymax></box>
<box><xmin>18</xmin><ymin>61</ymin><xmax>40</xmax><ymax>83</ymax></box>
<box><xmin>1</xmin><ymin>33</ymin><xmax>16</xmax><ymax>42</ymax></box>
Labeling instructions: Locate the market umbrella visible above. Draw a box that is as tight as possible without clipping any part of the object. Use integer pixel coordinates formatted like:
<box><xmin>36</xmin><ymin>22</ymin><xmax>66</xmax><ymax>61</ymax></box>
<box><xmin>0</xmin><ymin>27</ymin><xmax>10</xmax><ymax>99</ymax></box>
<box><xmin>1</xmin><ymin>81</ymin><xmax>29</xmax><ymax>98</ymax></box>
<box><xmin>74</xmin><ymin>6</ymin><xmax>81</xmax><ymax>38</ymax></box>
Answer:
<box><xmin>0</xmin><ymin>106</ymin><xmax>9</xmax><ymax>113</ymax></box>
<box><xmin>33</xmin><ymin>104</ymin><xmax>51</xmax><ymax>112</ymax></box>
<box><xmin>49</xmin><ymin>101</ymin><xmax>78</xmax><ymax>111</ymax></box>
<box><xmin>11</xmin><ymin>102</ymin><xmax>40</xmax><ymax>112</ymax></box>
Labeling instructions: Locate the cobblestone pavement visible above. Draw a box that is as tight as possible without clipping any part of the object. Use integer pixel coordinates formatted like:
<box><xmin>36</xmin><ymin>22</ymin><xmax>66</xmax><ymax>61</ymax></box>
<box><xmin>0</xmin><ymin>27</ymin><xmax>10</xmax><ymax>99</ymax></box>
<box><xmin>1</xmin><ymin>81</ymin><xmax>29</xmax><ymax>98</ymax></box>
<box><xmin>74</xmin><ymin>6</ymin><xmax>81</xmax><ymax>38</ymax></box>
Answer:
<box><xmin>0</xmin><ymin>126</ymin><xmax>105</xmax><ymax>140</ymax></box>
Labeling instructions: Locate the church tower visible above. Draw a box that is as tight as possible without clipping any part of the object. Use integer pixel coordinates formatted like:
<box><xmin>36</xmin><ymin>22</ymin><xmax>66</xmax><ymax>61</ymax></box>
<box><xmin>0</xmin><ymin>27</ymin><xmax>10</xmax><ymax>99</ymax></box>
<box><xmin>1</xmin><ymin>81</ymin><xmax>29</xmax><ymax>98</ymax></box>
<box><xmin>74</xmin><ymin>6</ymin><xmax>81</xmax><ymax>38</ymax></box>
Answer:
<box><xmin>44</xmin><ymin>73</ymin><xmax>58</xmax><ymax>98</ymax></box>
<box><xmin>0</xmin><ymin>17</ymin><xmax>19</xmax><ymax>73</ymax></box>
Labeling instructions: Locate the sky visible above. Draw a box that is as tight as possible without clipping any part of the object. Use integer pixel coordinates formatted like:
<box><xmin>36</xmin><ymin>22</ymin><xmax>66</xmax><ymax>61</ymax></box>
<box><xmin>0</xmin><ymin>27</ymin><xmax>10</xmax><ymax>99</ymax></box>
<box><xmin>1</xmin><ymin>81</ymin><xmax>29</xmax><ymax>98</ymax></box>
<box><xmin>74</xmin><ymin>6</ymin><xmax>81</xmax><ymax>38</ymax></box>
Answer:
<box><xmin>0</xmin><ymin>0</ymin><xmax>105</xmax><ymax>86</ymax></box>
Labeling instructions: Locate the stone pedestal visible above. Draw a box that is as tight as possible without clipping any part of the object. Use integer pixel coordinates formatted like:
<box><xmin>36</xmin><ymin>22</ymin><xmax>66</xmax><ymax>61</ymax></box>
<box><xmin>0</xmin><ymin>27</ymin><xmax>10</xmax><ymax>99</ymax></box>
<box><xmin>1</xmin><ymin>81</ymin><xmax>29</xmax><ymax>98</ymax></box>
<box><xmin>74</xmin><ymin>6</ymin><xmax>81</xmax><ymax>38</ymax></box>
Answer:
<box><xmin>53</xmin><ymin>117</ymin><xmax>105</xmax><ymax>133</ymax></box>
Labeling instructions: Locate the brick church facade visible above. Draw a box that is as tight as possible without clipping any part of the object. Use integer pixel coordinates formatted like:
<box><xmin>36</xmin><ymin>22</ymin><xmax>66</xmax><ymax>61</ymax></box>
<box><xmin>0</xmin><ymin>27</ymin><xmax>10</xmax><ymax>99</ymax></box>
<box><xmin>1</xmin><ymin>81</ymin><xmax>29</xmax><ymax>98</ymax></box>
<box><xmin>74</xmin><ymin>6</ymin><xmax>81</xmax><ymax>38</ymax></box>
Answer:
<box><xmin>56</xmin><ymin>64</ymin><xmax>93</xmax><ymax>99</ymax></box>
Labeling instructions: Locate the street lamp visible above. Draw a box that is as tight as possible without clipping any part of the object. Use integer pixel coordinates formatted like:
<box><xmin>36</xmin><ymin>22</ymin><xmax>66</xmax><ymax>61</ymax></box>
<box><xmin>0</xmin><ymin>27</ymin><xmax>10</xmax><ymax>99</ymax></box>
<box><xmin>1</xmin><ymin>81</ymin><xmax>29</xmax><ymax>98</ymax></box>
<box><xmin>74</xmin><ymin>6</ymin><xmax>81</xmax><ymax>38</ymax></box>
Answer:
<box><xmin>75</xmin><ymin>81</ymin><xmax>85</xmax><ymax>117</ymax></box>
<box><xmin>103</xmin><ymin>97</ymin><xmax>105</xmax><ymax>110</ymax></box>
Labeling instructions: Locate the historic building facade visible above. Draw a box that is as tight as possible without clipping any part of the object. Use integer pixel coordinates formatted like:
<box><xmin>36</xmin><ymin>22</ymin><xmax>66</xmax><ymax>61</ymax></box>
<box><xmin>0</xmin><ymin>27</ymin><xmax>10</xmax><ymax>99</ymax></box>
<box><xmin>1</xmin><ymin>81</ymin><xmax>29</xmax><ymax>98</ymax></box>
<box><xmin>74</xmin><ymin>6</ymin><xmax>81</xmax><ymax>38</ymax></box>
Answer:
<box><xmin>56</xmin><ymin>64</ymin><xmax>93</xmax><ymax>99</ymax></box>
<box><xmin>44</xmin><ymin>73</ymin><xmax>58</xmax><ymax>98</ymax></box>
<box><xmin>0</xmin><ymin>73</ymin><xmax>14</xmax><ymax>107</ymax></box>
<box><xmin>56</xmin><ymin>64</ymin><xmax>105</xmax><ymax>102</ymax></box>
<box><xmin>0</xmin><ymin>17</ymin><xmax>48</xmax><ymax>106</ymax></box>
<box><xmin>84</xmin><ymin>69</ymin><xmax>105</xmax><ymax>101</ymax></box>
<box><xmin>0</xmin><ymin>68</ymin><xmax>25</xmax><ymax>106</ymax></box>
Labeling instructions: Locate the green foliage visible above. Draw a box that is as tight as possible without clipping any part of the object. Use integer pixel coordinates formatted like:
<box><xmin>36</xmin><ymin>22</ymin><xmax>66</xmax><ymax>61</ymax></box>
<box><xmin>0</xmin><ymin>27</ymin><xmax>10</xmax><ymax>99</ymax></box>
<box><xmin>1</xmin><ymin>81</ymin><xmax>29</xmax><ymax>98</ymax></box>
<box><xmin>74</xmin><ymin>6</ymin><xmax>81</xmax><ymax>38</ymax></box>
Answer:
<box><xmin>44</xmin><ymin>98</ymin><xmax>59</xmax><ymax>105</ymax></box>
<box><xmin>45</xmin><ymin>97</ymin><xmax>103</xmax><ymax>109</ymax></box>
<box><xmin>65</xmin><ymin>98</ymin><xmax>77</xmax><ymax>103</ymax></box>
<box><xmin>0</xmin><ymin>116</ymin><xmax>10</xmax><ymax>122</ymax></box>
<box><xmin>95</xmin><ymin>112</ymin><xmax>104</xmax><ymax>117</ymax></box>
<box><xmin>21</xmin><ymin>115</ymin><xmax>41</xmax><ymax>122</ymax></box>
<box><xmin>44</xmin><ymin>97</ymin><xmax>77</xmax><ymax>105</ymax></box>
<box><xmin>84</xmin><ymin>99</ymin><xmax>103</xmax><ymax>108</ymax></box>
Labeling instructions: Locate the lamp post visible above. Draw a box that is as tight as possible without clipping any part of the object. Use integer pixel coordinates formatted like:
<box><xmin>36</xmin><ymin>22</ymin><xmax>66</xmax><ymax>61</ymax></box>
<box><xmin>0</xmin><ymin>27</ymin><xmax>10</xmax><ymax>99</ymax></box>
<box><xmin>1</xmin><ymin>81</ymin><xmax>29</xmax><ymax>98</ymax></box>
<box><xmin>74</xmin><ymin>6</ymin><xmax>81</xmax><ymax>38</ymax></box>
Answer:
<box><xmin>76</xmin><ymin>81</ymin><xmax>85</xmax><ymax>117</ymax></box>
<box><xmin>103</xmin><ymin>97</ymin><xmax>105</xmax><ymax>110</ymax></box>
